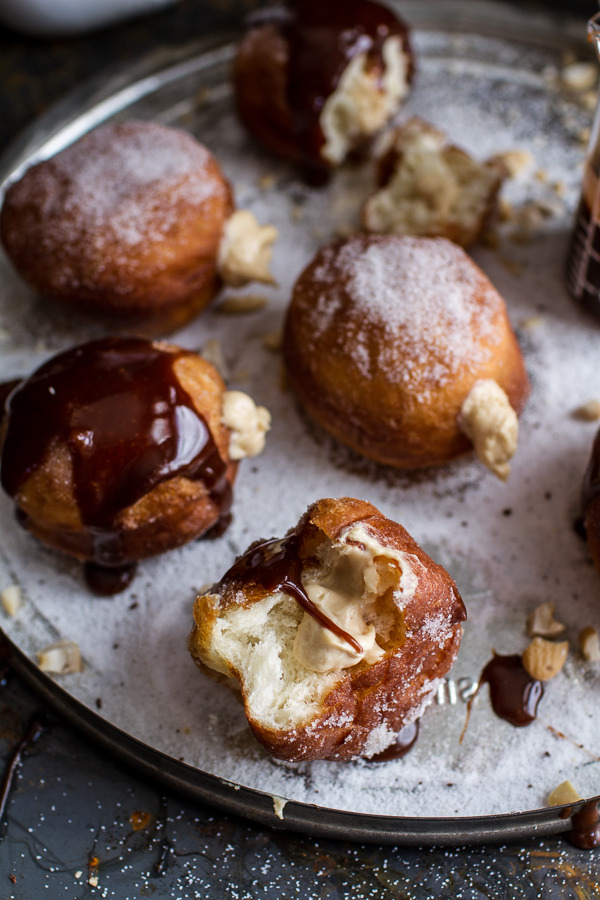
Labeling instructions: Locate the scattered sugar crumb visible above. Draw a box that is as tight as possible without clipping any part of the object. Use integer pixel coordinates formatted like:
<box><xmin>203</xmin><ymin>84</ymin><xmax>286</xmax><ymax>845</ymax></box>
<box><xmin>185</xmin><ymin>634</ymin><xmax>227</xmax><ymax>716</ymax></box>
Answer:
<box><xmin>561</xmin><ymin>61</ymin><xmax>597</xmax><ymax>93</ymax></box>
<box><xmin>547</xmin><ymin>780</ymin><xmax>582</xmax><ymax>806</ymax></box>
<box><xmin>1</xmin><ymin>584</ymin><xmax>21</xmax><ymax>616</ymax></box>
<box><xmin>580</xmin><ymin>626</ymin><xmax>600</xmax><ymax>662</ymax></box>
<box><xmin>218</xmin><ymin>293</ymin><xmax>269</xmax><ymax>314</ymax></box>
<box><xmin>272</xmin><ymin>795</ymin><xmax>287</xmax><ymax>819</ymax></box>
<box><xmin>520</xmin><ymin>315</ymin><xmax>545</xmax><ymax>330</ymax></box>
<box><xmin>572</xmin><ymin>400</ymin><xmax>600</xmax><ymax>422</ymax></box>
<box><xmin>491</xmin><ymin>148</ymin><xmax>534</xmax><ymax>178</ymax></box>
<box><xmin>37</xmin><ymin>639</ymin><xmax>83</xmax><ymax>674</ymax></box>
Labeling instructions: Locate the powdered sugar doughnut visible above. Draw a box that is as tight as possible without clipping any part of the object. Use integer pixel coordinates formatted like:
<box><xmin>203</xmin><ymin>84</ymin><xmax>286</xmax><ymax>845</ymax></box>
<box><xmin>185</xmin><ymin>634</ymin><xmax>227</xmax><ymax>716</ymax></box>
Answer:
<box><xmin>283</xmin><ymin>234</ymin><xmax>530</xmax><ymax>470</ymax></box>
<box><xmin>0</xmin><ymin>120</ymin><xmax>234</xmax><ymax>334</ymax></box>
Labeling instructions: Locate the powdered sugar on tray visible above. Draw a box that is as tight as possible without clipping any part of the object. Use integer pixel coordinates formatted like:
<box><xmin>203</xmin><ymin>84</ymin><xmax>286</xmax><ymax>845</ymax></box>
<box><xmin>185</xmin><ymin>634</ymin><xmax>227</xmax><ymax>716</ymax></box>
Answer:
<box><xmin>0</xmin><ymin>18</ymin><xmax>599</xmax><ymax>826</ymax></box>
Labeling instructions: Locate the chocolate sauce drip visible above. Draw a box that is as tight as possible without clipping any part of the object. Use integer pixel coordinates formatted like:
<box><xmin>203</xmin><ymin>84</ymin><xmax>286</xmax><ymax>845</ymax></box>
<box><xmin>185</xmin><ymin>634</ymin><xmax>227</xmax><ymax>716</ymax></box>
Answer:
<box><xmin>370</xmin><ymin>719</ymin><xmax>419</xmax><ymax>762</ymax></box>
<box><xmin>0</xmin><ymin>714</ymin><xmax>47</xmax><ymax>823</ymax></box>
<box><xmin>565</xmin><ymin>799</ymin><xmax>600</xmax><ymax>850</ymax></box>
<box><xmin>1</xmin><ymin>337</ymin><xmax>231</xmax><ymax>592</ymax></box>
<box><xmin>478</xmin><ymin>653</ymin><xmax>543</xmax><ymax>727</ymax></box>
<box><xmin>84</xmin><ymin>561</ymin><xmax>138</xmax><ymax>596</ymax></box>
<box><xmin>220</xmin><ymin>532</ymin><xmax>363</xmax><ymax>653</ymax></box>
<box><xmin>251</xmin><ymin>0</ymin><xmax>411</xmax><ymax>181</ymax></box>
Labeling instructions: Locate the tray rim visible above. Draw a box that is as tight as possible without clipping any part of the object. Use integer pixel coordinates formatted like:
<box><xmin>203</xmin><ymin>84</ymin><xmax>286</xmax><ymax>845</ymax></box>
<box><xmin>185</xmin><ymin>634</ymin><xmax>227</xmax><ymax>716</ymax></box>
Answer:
<box><xmin>0</xmin><ymin>0</ymin><xmax>598</xmax><ymax>845</ymax></box>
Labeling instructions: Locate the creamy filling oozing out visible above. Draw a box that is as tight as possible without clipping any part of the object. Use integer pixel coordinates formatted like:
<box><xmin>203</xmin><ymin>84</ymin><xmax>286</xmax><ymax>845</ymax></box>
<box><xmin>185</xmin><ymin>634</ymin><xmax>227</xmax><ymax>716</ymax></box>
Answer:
<box><xmin>320</xmin><ymin>36</ymin><xmax>410</xmax><ymax>165</ymax></box>
<box><xmin>293</xmin><ymin>521</ymin><xmax>418</xmax><ymax>672</ymax></box>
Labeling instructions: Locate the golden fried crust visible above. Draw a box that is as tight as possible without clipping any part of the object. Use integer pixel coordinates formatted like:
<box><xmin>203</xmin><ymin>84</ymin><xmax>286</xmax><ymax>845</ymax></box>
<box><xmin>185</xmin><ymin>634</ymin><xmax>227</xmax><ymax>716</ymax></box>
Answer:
<box><xmin>188</xmin><ymin>497</ymin><xmax>465</xmax><ymax>761</ymax></box>
<box><xmin>250</xmin><ymin>623</ymin><xmax>462</xmax><ymax>761</ymax></box>
<box><xmin>0</xmin><ymin>121</ymin><xmax>234</xmax><ymax>334</ymax></box>
<box><xmin>283</xmin><ymin>234</ymin><xmax>530</xmax><ymax>469</ymax></box>
<box><xmin>8</xmin><ymin>346</ymin><xmax>236</xmax><ymax>563</ymax></box>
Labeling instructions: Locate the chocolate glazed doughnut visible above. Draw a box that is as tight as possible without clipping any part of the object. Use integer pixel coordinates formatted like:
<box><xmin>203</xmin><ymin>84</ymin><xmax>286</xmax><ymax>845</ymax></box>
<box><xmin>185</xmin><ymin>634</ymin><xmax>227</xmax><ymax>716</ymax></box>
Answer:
<box><xmin>0</xmin><ymin>337</ymin><xmax>271</xmax><ymax>594</ymax></box>
<box><xmin>233</xmin><ymin>0</ymin><xmax>414</xmax><ymax>182</ymax></box>
<box><xmin>188</xmin><ymin>497</ymin><xmax>465</xmax><ymax>762</ymax></box>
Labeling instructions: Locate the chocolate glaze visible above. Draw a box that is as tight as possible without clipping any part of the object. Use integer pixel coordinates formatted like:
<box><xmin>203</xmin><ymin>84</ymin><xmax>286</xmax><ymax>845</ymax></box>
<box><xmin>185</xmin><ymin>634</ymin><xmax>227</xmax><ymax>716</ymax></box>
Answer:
<box><xmin>565</xmin><ymin>799</ymin><xmax>600</xmax><ymax>850</ymax></box>
<box><xmin>219</xmin><ymin>531</ymin><xmax>363</xmax><ymax>653</ymax></box>
<box><xmin>370</xmin><ymin>719</ymin><xmax>419</xmax><ymax>762</ymax></box>
<box><xmin>477</xmin><ymin>653</ymin><xmax>543</xmax><ymax>727</ymax></box>
<box><xmin>248</xmin><ymin>0</ymin><xmax>411</xmax><ymax>181</ymax></box>
<box><xmin>1</xmin><ymin>337</ymin><xmax>231</xmax><ymax>594</ymax></box>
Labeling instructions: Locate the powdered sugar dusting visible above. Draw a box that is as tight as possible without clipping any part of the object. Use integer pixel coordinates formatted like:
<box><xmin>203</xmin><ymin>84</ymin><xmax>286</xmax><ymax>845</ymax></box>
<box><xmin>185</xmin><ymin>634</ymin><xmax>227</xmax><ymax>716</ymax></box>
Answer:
<box><xmin>7</xmin><ymin>120</ymin><xmax>223</xmax><ymax>255</ymax></box>
<box><xmin>304</xmin><ymin>235</ymin><xmax>503</xmax><ymax>391</ymax></box>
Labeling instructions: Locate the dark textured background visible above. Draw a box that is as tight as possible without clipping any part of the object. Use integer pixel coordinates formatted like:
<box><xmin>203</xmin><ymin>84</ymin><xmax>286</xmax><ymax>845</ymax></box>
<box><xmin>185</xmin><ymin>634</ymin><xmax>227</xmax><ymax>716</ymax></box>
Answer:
<box><xmin>1</xmin><ymin>1</ymin><xmax>600</xmax><ymax>896</ymax></box>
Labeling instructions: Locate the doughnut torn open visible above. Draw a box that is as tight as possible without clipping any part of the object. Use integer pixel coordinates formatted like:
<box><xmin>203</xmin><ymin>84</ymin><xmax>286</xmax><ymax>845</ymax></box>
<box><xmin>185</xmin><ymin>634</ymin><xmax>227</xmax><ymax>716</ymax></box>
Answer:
<box><xmin>362</xmin><ymin>117</ymin><xmax>506</xmax><ymax>247</ymax></box>
<box><xmin>188</xmin><ymin>497</ymin><xmax>466</xmax><ymax>762</ymax></box>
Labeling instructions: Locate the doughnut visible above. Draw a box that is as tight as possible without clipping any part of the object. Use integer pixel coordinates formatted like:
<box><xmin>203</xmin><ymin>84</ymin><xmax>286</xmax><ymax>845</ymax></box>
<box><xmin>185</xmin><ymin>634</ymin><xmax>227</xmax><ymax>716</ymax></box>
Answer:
<box><xmin>283</xmin><ymin>234</ymin><xmax>530</xmax><ymax>476</ymax></box>
<box><xmin>0</xmin><ymin>336</ymin><xmax>270</xmax><ymax>594</ymax></box>
<box><xmin>362</xmin><ymin>117</ymin><xmax>507</xmax><ymax>248</ymax></box>
<box><xmin>581</xmin><ymin>427</ymin><xmax>600</xmax><ymax>572</ymax></box>
<box><xmin>188</xmin><ymin>497</ymin><xmax>465</xmax><ymax>762</ymax></box>
<box><xmin>0</xmin><ymin>120</ymin><xmax>277</xmax><ymax>334</ymax></box>
<box><xmin>233</xmin><ymin>0</ymin><xmax>413</xmax><ymax>183</ymax></box>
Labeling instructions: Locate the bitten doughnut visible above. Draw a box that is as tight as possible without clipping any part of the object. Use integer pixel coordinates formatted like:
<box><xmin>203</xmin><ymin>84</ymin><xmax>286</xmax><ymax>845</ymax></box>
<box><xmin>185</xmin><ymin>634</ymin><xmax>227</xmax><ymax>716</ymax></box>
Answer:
<box><xmin>188</xmin><ymin>497</ymin><xmax>465</xmax><ymax>762</ymax></box>
<box><xmin>362</xmin><ymin>117</ymin><xmax>507</xmax><ymax>248</ymax></box>
<box><xmin>283</xmin><ymin>234</ymin><xmax>530</xmax><ymax>477</ymax></box>
<box><xmin>233</xmin><ymin>0</ymin><xmax>413</xmax><ymax>183</ymax></box>
<box><xmin>0</xmin><ymin>336</ymin><xmax>270</xmax><ymax>594</ymax></box>
<box><xmin>0</xmin><ymin>121</ymin><xmax>277</xmax><ymax>334</ymax></box>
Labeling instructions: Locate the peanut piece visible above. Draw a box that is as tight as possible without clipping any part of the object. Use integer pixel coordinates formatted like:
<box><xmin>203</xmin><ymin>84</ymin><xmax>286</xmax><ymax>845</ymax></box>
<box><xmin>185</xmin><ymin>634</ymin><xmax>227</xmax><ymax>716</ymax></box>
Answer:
<box><xmin>547</xmin><ymin>780</ymin><xmax>582</xmax><ymax>806</ymax></box>
<box><xmin>526</xmin><ymin>601</ymin><xmax>565</xmax><ymax>638</ymax></box>
<box><xmin>579</xmin><ymin>626</ymin><xmax>600</xmax><ymax>662</ymax></box>
<box><xmin>522</xmin><ymin>637</ymin><xmax>568</xmax><ymax>681</ymax></box>
<box><xmin>1</xmin><ymin>584</ymin><xmax>22</xmax><ymax>616</ymax></box>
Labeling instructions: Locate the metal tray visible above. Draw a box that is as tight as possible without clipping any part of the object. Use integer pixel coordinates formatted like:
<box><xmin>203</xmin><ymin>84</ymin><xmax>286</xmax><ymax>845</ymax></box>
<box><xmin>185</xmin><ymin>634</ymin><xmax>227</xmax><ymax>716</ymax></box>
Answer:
<box><xmin>1</xmin><ymin>0</ymin><xmax>599</xmax><ymax>844</ymax></box>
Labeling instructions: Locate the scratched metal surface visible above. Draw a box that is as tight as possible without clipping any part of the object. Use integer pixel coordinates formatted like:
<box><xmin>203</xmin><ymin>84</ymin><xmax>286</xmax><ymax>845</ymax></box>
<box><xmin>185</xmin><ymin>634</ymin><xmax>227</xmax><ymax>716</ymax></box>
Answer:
<box><xmin>1</xmin><ymin>671</ymin><xmax>600</xmax><ymax>898</ymax></box>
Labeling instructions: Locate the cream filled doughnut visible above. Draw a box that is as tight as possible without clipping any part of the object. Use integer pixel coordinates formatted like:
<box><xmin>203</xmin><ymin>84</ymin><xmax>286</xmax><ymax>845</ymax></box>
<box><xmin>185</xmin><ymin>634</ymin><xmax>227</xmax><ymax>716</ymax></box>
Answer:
<box><xmin>283</xmin><ymin>234</ymin><xmax>530</xmax><ymax>475</ymax></box>
<box><xmin>188</xmin><ymin>497</ymin><xmax>465</xmax><ymax>761</ymax></box>
<box><xmin>0</xmin><ymin>120</ymin><xmax>277</xmax><ymax>334</ymax></box>
<box><xmin>0</xmin><ymin>336</ymin><xmax>270</xmax><ymax>594</ymax></box>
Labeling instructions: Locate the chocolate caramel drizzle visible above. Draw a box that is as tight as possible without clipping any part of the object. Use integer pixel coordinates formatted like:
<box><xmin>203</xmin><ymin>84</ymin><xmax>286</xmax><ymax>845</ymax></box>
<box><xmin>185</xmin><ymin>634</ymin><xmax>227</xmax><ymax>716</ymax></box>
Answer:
<box><xmin>220</xmin><ymin>532</ymin><xmax>363</xmax><ymax>653</ymax></box>
<box><xmin>370</xmin><ymin>719</ymin><xmax>420</xmax><ymax>762</ymax></box>
<box><xmin>249</xmin><ymin>0</ymin><xmax>411</xmax><ymax>181</ymax></box>
<box><xmin>565</xmin><ymin>799</ymin><xmax>600</xmax><ymax>850</ymax></box>
<box><xmin>1</xmin><ymin>337</ymin><xmax>231</xmax><ymax>594</ymax></box>
<box><xmin>477</xmin><ymin>653</ymin><xmax>543</xmax><ymax>727</ymax></box>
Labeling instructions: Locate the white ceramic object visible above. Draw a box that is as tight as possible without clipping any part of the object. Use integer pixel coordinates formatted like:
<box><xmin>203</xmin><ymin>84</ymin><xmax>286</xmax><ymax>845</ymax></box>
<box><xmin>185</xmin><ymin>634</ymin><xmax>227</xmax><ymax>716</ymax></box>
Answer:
<box><xmin>0</xmin><ymin>0</ymin><xmax>179</xmax><ymax>36</ymax></box>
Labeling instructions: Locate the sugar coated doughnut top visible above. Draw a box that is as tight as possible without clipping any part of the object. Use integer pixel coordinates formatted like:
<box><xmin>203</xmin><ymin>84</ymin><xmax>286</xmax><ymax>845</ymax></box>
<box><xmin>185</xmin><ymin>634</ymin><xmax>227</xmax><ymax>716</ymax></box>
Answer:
<box><xmin>4</xmin><ymin>120</ymin><xmax>226</xmax><ymax>252</ymax></box>
<box><xmin>297</xmin><ymin>234</ymin><xmax>504</xmax><ymax>387</ymax></box>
